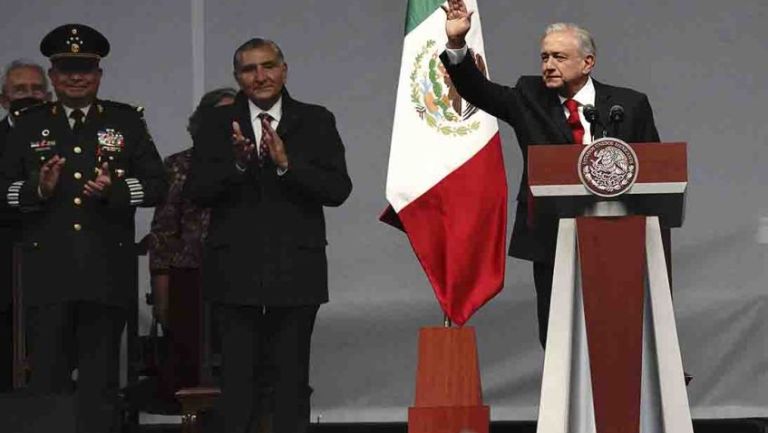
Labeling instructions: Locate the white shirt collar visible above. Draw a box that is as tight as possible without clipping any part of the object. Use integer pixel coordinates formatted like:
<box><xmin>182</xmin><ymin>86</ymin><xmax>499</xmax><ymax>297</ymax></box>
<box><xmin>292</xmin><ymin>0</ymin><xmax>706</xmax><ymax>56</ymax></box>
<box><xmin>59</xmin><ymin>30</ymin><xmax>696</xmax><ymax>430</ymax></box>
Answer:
<box><xmin>62</xmin><ymin>104</ymin><xmax>92</xmax><ymax>118</ymax></box>
<box><xmin>558</xmin><ymin>76</ymin><xmax>596</xmax><ymax>107</ymax></box>
<box><xmin>248</xmin><ymin>96</ymin><xmax>282</xmax><ymax>124</ymax></box>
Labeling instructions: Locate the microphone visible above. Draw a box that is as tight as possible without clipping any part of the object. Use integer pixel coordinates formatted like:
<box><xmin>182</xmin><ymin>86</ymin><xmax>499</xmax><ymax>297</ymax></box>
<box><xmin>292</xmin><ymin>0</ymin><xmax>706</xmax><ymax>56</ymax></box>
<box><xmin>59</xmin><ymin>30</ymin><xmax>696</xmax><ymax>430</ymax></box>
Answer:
<box><xmin>583</xmin><ymin>104</ymin><xmax>599</xmax><ymax>123</ymax></box>
<box><xmin>582</xmin><ymin>104</ymin><xmax>605</xmax><ymax>140</ymax></box>
<box><xmin>608</xmin><ymin>105</ymin><xmax>625</xmax><ymax>137</ymax></box>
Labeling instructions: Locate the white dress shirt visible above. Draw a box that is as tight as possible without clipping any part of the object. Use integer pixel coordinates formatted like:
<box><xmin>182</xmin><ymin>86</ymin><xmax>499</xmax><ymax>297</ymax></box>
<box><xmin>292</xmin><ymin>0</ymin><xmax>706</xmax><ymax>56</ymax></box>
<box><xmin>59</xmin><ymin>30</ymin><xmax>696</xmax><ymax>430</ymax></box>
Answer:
<box><xmin>558</xmin><ymin>78</ymin><xmax>595</xmax><ymax>144</ymax></box>
<box><xmin>248</xmin><ymin>96</ymin><xmax>282</xmax><ymax>158</ymax></box>
<box><xmin>238</xmin><ymin>97</ymin><xmax>287</xmax><ymax>175</ymax></box>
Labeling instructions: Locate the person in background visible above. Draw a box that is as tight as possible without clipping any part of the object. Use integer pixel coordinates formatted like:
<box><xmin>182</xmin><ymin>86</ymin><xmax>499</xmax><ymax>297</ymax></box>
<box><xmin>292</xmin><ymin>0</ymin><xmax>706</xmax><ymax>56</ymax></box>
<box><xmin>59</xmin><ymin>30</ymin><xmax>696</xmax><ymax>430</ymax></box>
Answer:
<box><xmin>147</xmin><ymin>87</ymin><xmax>236</xmax><ymax>397</ymax></box>
<box><xmin>0</xmin><ymin>59</ymin><xmax>51</xmax><ymax>392</ymax></box>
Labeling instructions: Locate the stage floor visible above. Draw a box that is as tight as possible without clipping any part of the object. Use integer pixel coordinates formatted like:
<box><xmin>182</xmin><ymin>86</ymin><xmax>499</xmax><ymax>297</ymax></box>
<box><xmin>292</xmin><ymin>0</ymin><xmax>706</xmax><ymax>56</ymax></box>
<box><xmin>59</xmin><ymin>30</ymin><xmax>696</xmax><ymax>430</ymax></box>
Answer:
<box><xmin>136</xmin><ymin>419</ymin><xmax>768</xmax><ymax>433</ymax></box>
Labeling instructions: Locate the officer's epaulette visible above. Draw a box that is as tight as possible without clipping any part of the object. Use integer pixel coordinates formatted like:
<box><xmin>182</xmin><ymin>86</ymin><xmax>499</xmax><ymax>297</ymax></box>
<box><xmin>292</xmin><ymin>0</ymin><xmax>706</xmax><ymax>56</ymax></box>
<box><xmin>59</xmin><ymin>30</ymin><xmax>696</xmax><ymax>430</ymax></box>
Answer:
<box><xmin>97</xmin><ymin>100</ymin><xmax>146</xmax><ymax>117</ymax></box>
<box><xmin>12</xmin><ymin>100</ymin><xmax>52</xmax><ymax>119</ymax></box>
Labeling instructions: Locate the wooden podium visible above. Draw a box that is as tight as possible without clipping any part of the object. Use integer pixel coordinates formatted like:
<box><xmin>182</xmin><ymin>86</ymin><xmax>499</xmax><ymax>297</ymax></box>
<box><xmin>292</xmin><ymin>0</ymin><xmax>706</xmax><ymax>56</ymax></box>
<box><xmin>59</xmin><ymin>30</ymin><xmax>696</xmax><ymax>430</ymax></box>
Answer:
<box><xmin>528</xmin><ymin>142</ymin><xmax>693</xmax><ymax>433</ymax></box>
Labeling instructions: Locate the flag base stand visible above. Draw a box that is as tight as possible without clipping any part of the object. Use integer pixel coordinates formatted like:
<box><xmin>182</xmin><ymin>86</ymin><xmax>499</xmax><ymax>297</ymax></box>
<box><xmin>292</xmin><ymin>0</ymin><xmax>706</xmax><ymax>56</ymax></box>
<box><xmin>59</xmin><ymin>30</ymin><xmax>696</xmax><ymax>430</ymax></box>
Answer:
<box><xmin>407</xmin><ymin>327</ymin><xmax>489</xmax><ymax>433</ymax></box>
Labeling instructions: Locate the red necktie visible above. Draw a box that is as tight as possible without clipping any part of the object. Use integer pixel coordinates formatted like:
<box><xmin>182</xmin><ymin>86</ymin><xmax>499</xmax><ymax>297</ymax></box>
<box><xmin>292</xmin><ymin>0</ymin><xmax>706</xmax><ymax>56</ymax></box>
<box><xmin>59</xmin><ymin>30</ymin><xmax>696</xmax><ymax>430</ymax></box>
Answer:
<box><xmin>564</xmin><ymin>98</ymin><xmax>584</xmax><ymax>144</ymax></box>
<box><xmin>257</xmin><ymin>112</ymin><xmax>272</xmax><ymax>166</ymax></box>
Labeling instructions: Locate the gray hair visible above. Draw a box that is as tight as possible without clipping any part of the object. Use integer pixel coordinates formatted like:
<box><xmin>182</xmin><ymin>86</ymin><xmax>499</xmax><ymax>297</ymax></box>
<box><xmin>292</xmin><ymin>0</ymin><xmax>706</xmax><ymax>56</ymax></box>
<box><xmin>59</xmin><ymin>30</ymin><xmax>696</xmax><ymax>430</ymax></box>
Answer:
<box><xmin>232</xmin><ymin>38</ymin><xmax>285</xmax><ymax>71</ymax></box>
<box><xmin>543</xmin><ymin>23</ymin><xmax>596</xmax><ymax>57</ymax></box>
<box><xmin>0</xmin><ymin>59</ymin><xmax>48</xmax><ymax>95</ymax></box>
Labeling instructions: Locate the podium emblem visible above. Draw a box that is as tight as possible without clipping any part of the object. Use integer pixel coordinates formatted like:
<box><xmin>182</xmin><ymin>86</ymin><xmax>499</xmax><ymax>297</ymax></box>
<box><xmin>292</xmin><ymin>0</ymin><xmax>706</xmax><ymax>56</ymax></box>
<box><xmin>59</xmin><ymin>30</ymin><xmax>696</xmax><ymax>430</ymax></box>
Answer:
<box><xmin>578</xmin><ymin>138</ymin><xmax>638</xmax><ymax>197</ymax></box>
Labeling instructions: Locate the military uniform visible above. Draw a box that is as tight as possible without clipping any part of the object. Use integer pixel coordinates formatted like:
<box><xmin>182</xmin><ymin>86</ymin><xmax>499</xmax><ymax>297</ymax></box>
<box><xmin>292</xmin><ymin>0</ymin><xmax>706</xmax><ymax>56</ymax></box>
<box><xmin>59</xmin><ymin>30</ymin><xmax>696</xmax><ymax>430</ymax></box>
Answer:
<box><xmin>0</xmin><ymin>23</ymin><xmax>166</xmax><ymax>433</ymax></box>
<box><xmin>2</xmin><ymin>100</ymin><xmax>166</xmax><ymax>307</ymax></box>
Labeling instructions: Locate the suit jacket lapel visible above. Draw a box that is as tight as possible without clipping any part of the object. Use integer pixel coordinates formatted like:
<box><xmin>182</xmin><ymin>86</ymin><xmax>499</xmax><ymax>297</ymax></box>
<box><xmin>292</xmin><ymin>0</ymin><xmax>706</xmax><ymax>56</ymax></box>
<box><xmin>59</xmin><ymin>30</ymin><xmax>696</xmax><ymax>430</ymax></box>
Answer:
<box><xmin>276</xmin><ymin>90</ymin><xmax>300</xmax><ymax>139</ymax></box>
<box><xmin>50</xmin><ymin>102</ymin><xmax>75</xmax><ymax>141</ymax></box>
<box><xmin>521</xmin><ymin>78</ymin><xmax>572</xmax><ymax>143</ymax></box>
<box><xmin>545</xmin><ymin>92</ymin><xmax>573</xmax><ymax>143</ymax></box>
<box><xmin>593</xmin><ymin>80</ymin><xmax>612</xmax><ymax>139</ymax></box>
<box><xmin>81</xmin><ymin>100</ymin><xmax>102</xmax><ymax>137</ymax></box>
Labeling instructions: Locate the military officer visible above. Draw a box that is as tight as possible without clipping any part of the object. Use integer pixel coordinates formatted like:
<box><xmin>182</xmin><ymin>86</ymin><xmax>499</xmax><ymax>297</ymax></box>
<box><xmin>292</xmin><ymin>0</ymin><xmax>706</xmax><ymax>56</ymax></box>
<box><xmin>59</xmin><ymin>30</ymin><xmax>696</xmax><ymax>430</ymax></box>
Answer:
<box><xmin>0</xmin><ymin>24</ymin><xmax>166</xmax><ymax>432</ymax></box>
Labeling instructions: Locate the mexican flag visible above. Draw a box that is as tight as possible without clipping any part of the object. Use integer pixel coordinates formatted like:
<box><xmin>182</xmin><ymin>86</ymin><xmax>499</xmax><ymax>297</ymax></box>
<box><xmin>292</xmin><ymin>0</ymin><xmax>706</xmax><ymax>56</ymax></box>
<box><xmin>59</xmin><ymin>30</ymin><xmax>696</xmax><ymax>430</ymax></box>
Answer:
<box><xmin>382</xmin><ymin>0</ymin><xmax>507</xmax><ymax>325</ymax></box>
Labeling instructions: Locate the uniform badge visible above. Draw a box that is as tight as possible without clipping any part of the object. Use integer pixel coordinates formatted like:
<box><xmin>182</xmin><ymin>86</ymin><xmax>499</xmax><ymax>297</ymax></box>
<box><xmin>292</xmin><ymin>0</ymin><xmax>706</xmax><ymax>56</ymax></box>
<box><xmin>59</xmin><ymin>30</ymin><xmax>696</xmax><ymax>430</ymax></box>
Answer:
<box><xmin>42</xmin><ymin>129</ymin><xmax>50</xmax><ymax>137</ymax></box>
<box><xmin>578</xmin><ymin>138</ymin><xmax>639</xmax><ymax>197</ymax></box>
<box><xmin>30</xmin><ymin>140</ymin><xmax>56</xmax><ymax>152</ymax></box>
<box><xmin>96</xmin><ymin>128</ymin><xmax>125</xmax><ymax>157</ymax></box>
<box><xmin>66</xmin><ymin>33</ymin><xmax>84</xmax><ymax>54</ymax></box>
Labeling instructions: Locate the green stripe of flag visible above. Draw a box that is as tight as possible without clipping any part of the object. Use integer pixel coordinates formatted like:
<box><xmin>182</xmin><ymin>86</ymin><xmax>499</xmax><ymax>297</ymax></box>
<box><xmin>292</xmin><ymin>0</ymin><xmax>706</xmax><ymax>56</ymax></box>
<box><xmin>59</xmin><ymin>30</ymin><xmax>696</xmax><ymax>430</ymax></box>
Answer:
<box><xmin>405</xmin><ymin>0</ymin><xmax>445</xmax><ymax>34</ymax></box>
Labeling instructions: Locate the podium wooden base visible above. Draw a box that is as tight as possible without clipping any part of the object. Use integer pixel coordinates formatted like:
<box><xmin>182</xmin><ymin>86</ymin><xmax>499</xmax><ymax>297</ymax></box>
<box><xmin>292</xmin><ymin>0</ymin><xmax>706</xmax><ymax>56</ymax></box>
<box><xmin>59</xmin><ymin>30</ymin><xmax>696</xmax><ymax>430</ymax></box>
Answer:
<box><xmin>408</xmin><ymin>327</ymin><xmax>489</xmax><ymax>433</ymax></box>
<box><xmin>537</xmin><ymin>217</ymin><xmax>693</xmax><ymax>433</ymax></box>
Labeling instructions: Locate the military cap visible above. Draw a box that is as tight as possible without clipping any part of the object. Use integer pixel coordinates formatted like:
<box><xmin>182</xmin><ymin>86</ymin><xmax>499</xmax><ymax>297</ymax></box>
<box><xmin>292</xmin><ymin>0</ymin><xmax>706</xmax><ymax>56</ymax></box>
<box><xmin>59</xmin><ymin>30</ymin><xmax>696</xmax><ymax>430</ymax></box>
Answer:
<box><xmin>40</xmin><ymin>24</ymin><xmax>110</xmax><ymax>61</ymax></box>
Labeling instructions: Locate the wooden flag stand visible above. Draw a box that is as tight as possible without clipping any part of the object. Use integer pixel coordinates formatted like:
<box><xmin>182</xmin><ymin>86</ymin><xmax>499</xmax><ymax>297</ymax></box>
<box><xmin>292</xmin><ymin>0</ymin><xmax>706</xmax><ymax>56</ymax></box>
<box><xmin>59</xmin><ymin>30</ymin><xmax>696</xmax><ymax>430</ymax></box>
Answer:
<box><xmin>408</xmin><ymin>325</ymin><xmax>490</xmax><ymax>433</ymax></box>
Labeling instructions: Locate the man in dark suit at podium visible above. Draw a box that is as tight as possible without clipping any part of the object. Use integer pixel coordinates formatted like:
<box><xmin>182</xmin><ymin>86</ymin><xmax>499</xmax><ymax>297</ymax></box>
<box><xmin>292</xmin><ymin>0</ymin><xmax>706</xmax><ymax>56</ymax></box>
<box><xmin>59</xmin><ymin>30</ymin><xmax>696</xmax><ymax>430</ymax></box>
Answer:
<box><xmin>441</xmin><ymin>0</ymin><xmax>665</xmax><ymax>347</ymax></box>
<box><xmin>186</xmin><ymin>38</ymin><xmax>351</xmax><ymax>433</ymax></box>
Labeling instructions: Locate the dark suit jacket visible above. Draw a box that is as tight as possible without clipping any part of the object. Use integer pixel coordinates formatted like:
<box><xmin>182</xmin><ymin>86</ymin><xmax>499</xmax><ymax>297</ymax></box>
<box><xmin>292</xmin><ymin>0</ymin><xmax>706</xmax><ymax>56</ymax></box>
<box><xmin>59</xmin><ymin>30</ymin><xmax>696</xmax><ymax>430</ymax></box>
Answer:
<box><xmin>0</xmin><ymin>101</ymin><xmax>166</xmax><ymax>308</ymax></box>
<box><xmin>442</xmin><ymin>52</ymin><xmax>660</xmax><ymax>263</ymax></box>
<box><xmin>185</xmin><ymin>90</ymin><xmax>352</xmax><ymax>307</ymax></box>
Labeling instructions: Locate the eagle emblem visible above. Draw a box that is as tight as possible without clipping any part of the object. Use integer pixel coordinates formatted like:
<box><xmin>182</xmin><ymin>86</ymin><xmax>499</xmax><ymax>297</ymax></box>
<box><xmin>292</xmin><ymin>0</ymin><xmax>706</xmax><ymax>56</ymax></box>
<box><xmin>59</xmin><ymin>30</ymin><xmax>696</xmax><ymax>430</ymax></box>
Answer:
<box><xmin>578</xmin><ymin>138</ymin><xmax>639</xmax><ymax>197</ymax></box>
<box><xmin>410</xmin><ymin>40</ymin><xmax>483</xmax><ymax>137</ymax></box>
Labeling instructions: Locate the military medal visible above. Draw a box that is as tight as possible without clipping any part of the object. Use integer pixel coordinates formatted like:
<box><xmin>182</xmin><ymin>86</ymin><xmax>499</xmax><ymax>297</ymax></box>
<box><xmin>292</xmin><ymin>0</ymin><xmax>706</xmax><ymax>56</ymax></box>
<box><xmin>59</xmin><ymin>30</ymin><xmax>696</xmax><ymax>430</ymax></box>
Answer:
<box><xmin>30</xmin><ymin>139</ymin><xmax>56</xmax><ymax>151</ymax></box>
<box><xmin>96</xmin><ymin>128</ymin><xmax>125</xmax><ymax>162</ymax></box>
<box><xmin>97</xmin><ymin>128</ymin><xmax>125</xmax><ymax>154</ymax></box>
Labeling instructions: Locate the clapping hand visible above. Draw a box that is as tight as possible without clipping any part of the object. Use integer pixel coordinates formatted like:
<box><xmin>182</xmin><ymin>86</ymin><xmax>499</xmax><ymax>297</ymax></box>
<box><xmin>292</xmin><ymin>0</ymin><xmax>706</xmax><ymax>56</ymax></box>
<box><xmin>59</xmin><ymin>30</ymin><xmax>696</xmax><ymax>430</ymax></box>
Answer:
<box><xmin>38</xmin><ymin>155</ymin><xmax>66</xmax><ymax>199</ymax></box>
<box><xmin>232</xmin><ymin>120</ymin><xmax>255</xmax><ymax>167</ymax></box>
<box><xmin>260</xmin><ymin>116</ymin><xmax>289</xmax><ymax>170</ymax></box>
<box><xmin>83</xmin><ymin>162</ymin><xmax>112</xmax><ymax>198</ymax></box>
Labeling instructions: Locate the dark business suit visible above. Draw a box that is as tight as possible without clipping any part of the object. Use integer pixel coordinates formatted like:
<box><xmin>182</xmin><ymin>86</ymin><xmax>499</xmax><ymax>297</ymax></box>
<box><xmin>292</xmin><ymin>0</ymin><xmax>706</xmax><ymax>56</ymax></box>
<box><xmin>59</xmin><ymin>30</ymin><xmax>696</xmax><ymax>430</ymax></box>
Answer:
<box><xmin>442</xmin><ymin>52</ymin><xmax>664</xmax><ymax>345</ymax></box>
<box><xmin>0</xmin><ymin>100</ymin><xmax>166</xmax><ymax>432</ymax></box>
<box><xmin>186</xmin><ymin>90</ymin><xmax>351</xmax><ymax>433</ymax></box>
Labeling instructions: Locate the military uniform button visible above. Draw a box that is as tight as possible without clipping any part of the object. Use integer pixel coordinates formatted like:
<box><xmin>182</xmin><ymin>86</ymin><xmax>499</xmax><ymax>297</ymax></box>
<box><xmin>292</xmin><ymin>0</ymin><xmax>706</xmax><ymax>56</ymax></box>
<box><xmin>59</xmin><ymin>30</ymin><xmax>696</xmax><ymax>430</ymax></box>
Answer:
<box><xmin>73</xmin><ymin>223</ymin><xmax>82</xmax><ymax>231</ymax></box>
<box><xmin>74</xmin><ymin>172</ymin><xmax>82</xmax><ymax>179</ymax></box>
<box><xmin>74</xmin><ymin>197</ymin><xmax>82</xmax><ymax>206</ymax></box>
<box><xmin>74</xmin><ymin>146</ymin><xmax>82</xmax><ymax>154</ymax></box>
<box><xmin>40</xmin><ymin>156</ymin><xmax>46</xmax><ymax>161</ymax></box>
<box><xmin>32</xmin><ymin>242</ymin><xmax>39</xmax><ymax>248</ymax></box>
